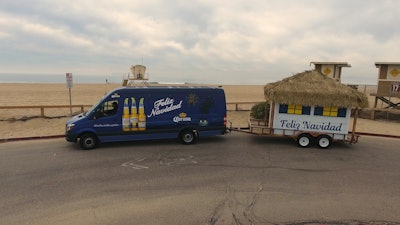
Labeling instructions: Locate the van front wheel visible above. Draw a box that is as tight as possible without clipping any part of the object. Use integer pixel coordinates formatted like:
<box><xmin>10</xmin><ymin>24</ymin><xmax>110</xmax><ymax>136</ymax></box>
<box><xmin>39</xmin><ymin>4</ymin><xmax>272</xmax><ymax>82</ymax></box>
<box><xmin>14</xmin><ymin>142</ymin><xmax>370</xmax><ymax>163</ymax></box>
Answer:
<box><xmin>79</xmin><ymin>133</ymin><xmax>98</xmax><ymax>150</ymax></box>
<box><xmin>180</xmin><ymin>130</ymin><xmax>196</xmax><ymax>145</ymax></box>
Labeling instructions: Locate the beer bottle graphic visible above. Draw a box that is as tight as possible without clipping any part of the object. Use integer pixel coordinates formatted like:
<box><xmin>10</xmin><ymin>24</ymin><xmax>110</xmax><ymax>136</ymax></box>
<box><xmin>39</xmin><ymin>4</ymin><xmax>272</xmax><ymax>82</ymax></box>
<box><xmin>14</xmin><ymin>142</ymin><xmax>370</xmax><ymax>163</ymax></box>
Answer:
<box><xmin>122</xmin><ymin>98</ymin><xmax>130</xmax><ymax>131</ymax></box>
<box><xmin>138</xmin><ymin>98</ymin><xmax>146</xmax><ymax>131</ymax></box>
<box><xmin>130</xmin><ymin>97</ymin><xmax>138</xmax><ymax>131</ymax></box>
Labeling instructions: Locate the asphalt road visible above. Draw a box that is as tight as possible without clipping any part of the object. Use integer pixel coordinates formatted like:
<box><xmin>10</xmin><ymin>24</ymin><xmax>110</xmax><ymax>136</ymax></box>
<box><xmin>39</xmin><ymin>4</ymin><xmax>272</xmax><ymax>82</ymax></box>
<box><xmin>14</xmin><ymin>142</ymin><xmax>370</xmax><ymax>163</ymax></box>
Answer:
<box><xmin>1</xmin><ymin>132</ymin><xmax>400</xmax><ymax>225</ymax></box>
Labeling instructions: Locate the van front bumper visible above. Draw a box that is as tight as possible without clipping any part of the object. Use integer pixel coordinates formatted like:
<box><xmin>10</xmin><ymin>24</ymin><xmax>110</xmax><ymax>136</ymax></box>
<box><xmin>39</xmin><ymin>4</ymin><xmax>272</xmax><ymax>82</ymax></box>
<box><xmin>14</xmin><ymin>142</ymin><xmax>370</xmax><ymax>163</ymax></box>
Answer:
<box><xmin>65</xmin><ymin>133</ymin><xmax>78</xmax><ymax>142</ymax></box>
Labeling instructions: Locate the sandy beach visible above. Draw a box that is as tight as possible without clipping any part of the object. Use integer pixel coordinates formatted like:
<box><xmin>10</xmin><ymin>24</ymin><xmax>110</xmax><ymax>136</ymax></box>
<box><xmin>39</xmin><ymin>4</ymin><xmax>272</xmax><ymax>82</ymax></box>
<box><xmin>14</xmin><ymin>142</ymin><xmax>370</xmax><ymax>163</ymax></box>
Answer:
<box><xmin>0</xmin><ymin>83</ymin><xmax>399</xmax><ymax>139</ymax></box>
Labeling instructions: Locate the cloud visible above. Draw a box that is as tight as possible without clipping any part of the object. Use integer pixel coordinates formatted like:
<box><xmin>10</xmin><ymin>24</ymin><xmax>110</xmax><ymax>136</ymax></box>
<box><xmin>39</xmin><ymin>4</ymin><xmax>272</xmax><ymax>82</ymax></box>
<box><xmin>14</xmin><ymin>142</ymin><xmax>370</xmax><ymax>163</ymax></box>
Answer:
<box><xmin>0</xmin><ymin>0</ymin><xmax>400</xmax><ymax>84</ymax></box>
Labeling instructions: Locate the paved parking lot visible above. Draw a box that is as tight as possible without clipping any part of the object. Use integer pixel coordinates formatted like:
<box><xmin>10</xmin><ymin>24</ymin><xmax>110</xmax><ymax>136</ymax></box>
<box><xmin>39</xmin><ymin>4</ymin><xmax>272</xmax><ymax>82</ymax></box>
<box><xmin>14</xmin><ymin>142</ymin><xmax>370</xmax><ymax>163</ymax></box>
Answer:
<box><xmin>1</xmin><ymin>132</ymin><xmax>400</xmax><ymax>225</ymax></box>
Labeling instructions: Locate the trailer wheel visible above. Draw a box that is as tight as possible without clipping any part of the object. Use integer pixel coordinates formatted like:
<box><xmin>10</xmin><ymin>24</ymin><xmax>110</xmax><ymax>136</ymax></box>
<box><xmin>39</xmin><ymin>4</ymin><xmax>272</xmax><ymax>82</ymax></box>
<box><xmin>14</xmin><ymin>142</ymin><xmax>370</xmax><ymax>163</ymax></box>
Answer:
<box><xmin>79</xmin><ymin>133</ymin><xmax>98</xmax><ymax>150</ymax></box>
<box><xmin>297</xmin><ymin>133</ymin><xmax>312</xmax><ymax>148</ymax></box>
<box><xmin>180</xmin><ymin>130</ymin><xmax>196</xmax><ymax>145</ymax></box>
<box><xmin>317</xmin><ymin>135</ymin><xmax>332</xmax><ymax>149</ymax></box>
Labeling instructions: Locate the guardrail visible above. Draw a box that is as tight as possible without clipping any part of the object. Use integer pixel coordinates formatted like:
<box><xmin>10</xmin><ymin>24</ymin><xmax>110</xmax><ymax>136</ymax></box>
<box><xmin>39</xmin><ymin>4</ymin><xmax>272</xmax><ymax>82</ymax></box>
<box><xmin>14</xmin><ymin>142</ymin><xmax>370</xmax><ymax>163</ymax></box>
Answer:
<box><xmin>226</xmin><ymin>101</ymin><xmax>262</xmax><ymax>111</ymax></box>
<box><xmin>0</xmin><ymin>102</ymin><xmax>263</xmax><ymax>118</ymax></box>
<box><xmin>0</xmin><ymin>105</ymin><xmax>92</xmax><ymax>117</ymax></box>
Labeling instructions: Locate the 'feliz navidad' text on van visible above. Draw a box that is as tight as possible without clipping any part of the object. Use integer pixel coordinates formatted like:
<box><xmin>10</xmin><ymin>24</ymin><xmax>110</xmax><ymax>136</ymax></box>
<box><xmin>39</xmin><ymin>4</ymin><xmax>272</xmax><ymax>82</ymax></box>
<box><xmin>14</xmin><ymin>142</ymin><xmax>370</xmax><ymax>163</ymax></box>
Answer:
<box><xmin>148</xmin><ymin>98</ymin><xmax>183</xmax><ymax>118</ymax></box>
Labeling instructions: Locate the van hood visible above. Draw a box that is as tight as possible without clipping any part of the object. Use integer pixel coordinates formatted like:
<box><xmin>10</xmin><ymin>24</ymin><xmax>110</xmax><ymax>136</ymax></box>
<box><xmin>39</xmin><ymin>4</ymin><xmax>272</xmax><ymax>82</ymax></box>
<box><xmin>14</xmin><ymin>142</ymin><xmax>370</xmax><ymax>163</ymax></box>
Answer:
<box><xmin>67</xmin><ymin>112</ymin><xmax>86</xmax><ymax>124</ymax></box>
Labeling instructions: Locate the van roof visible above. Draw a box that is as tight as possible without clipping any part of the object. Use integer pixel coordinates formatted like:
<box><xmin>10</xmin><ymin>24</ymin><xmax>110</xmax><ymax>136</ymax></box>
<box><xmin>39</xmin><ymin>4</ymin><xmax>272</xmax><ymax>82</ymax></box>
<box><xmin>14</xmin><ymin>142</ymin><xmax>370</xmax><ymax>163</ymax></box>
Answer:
<box><xmin>109</xmin><ymin>85</ymin><xmax>225</xmax><ymax>94</ymax></box>
<box><xmin>116</xmin><ymin>85</ymin><xmax>223</xmax><ymax>90</ymax></box>
<box><xmin>125</xmin><ymin>85</ymin><xmax>222</xmax><ymax>89</ymax></box>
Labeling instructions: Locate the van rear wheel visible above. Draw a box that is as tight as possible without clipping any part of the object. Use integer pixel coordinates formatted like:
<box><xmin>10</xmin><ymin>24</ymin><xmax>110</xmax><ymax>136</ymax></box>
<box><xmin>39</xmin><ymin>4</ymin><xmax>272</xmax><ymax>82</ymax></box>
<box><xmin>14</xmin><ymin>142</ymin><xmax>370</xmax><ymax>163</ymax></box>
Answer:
<box><xmin>79</xmin><ymin>133</ymin><xmax>98</xmax><ymax>150</ymax></box>
<box><xmin>180</xmin><ymin>130</ymin><xmax>196</xmax><ymax>145</ymax></box>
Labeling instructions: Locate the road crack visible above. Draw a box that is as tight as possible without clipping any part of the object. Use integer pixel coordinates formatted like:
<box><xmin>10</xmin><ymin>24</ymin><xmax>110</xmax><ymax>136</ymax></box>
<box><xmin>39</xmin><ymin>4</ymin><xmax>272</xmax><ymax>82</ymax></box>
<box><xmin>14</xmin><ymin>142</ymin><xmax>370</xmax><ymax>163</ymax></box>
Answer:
<box><xmin>207</xmin><ymin>186</ymin><xmax>263</xmax><ymax>225</ymax></box>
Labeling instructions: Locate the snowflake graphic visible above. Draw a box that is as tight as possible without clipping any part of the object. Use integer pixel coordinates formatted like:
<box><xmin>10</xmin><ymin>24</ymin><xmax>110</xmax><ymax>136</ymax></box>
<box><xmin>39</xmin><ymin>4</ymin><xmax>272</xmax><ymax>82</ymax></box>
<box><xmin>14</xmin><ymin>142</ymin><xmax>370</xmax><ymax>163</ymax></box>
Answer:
<box><xmin>187</xmin><ymin>93</ymin><xmax>198</xmax><ymax>106</ymax></box>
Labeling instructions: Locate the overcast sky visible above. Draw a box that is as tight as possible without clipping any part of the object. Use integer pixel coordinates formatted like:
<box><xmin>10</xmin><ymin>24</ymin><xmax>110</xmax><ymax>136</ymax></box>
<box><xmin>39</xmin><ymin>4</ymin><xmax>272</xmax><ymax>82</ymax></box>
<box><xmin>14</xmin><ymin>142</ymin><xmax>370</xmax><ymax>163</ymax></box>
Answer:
<box><xmin>1</xmin><ymin>0</ymin><xmax>399</xmax><ymax>84</ymax></box>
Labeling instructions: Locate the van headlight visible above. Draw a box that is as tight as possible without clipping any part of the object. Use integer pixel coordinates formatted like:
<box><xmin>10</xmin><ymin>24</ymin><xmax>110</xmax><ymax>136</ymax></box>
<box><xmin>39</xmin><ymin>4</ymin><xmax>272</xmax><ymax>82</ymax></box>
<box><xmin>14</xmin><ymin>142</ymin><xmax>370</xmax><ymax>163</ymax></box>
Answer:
<box><xmin>66</xmin><ymin>124</ymin><xmax>75</xmax><ymax>132</ymax></box>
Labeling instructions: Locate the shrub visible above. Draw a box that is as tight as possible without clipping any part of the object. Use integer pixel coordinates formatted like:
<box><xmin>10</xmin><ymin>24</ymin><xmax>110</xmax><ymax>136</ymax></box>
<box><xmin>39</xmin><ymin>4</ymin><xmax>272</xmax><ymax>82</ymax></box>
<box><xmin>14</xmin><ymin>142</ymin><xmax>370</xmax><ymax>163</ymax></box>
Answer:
<box><xmin>250</xmin><ymin>102</ymin><xmax>269</xmax><ymax>119</ymax></box>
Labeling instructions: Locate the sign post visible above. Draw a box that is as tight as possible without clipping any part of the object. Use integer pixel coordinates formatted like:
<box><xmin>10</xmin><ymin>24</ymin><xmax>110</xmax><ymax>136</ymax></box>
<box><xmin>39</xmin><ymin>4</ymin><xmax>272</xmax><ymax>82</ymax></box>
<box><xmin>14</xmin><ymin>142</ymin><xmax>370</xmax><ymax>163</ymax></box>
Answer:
<box><xmin>66</xmin><ymin>73</ymin><xmax>73</xmax><ymax>116</ymax></box>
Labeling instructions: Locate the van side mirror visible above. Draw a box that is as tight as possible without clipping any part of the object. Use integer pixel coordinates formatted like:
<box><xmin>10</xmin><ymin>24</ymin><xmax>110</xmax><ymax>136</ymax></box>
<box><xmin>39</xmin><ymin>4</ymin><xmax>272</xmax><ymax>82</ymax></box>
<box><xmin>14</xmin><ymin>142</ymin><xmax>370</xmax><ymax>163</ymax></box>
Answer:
<box><xmin>91</xmin><ymin>109</ymin><xmax>102</xmax><ymax>120</ymax></box>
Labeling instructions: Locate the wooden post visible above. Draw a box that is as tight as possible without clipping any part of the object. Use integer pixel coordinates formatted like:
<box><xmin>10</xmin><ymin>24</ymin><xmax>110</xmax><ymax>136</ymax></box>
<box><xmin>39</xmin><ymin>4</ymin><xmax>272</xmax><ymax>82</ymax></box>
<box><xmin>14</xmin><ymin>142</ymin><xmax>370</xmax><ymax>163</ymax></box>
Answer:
<box><xmin>268</xmin><ymin>102</ymin><xmax>275</xmax><ymax>134</ymax></box>
<box><xmin>351</xmin><ymin>107</ymin><xmax>359</xmax><ymax>143</ymax></box>
<box><xmin>263</xmin><ymin>102</ymin><xmax>268</xmax><ymax>124</ymax></box>
<box><xmin>370</xmin><ymin>109</ymin><xmax>375</xmax><ymax>120</ymax></box>
<box><xmin>40</xmin><ymin>107</ymin><xmax>45</xmax><ymax>117</ymax></box>
<box><xmin>374</xmin><ymin>96</ymin><xmax>378</xmax><ymax>108</ymax></box>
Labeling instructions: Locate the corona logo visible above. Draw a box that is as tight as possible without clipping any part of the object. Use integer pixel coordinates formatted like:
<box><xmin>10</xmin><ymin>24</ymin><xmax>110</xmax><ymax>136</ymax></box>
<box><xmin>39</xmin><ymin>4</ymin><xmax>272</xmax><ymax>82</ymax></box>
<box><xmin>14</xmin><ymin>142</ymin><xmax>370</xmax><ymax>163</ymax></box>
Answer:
<box><xmin>173</xmin><ymin>112</ymin><xmax>191</xmax><ymax>123</ymax></box>
<box><xmin>179</xmin><ymin>112</ymin><xmax>187</xmax><ymax>118</ymax></box>
<box><xmin>323</xmin><ymin>67</ymin><xmax>331</xmax><ymax>76</ymax></box>
<box><xmin>390</xmin><ymin>68</ymin><xmax>400</xmax><ymax>77</ymax></box>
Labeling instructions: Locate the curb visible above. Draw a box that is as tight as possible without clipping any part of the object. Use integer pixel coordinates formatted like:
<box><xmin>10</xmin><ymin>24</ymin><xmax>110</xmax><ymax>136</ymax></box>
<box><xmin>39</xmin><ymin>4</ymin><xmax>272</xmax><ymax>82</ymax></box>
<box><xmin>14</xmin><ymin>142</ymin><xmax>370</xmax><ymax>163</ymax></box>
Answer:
<box><xmin>230</xmin><ymin>127</ymin><xmax>400</xmax><ymax>139</ymax></box>
<box><xmin>355</xmin><ymin>132</ymin><xmax>400</xmax><ymax>139</ymax></box>
<box><xmin>0</xmin><ymin>135</ymin><xmax>65</xmax><ymax>143</ymax></box>
<box><xmin>0</xmin><ymin>132</ymin><xmax>399</xmax><ymax>144</ymax></box>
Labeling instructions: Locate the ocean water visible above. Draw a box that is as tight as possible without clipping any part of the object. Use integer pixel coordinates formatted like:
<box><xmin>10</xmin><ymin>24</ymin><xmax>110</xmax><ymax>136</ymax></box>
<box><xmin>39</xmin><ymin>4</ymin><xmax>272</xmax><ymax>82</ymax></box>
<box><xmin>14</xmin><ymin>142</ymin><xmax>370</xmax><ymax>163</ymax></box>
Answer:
<box><xmin>0</xmin><ymin>73</ymin><xmax>122</xmax><ymax>84</ymax></box>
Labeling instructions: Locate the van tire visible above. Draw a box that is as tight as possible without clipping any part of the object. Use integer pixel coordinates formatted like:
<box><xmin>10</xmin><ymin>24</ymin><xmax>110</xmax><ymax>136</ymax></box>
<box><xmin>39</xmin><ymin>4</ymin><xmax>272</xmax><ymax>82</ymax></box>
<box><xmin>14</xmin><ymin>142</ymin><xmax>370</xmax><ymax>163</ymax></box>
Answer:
<box><xmin>297</xmin><ymin>133</ymin><xmax>312</xmax><ymax>148</ymax></box>
<box><xmin>79</xmin><ymin>133</ymin><xmax>98</xmax><ymax>150</ymax></box>
<box><xmin>180</xmin><ymin>130</ymin><xmax>196</xmax><ymax>145</ymax></box>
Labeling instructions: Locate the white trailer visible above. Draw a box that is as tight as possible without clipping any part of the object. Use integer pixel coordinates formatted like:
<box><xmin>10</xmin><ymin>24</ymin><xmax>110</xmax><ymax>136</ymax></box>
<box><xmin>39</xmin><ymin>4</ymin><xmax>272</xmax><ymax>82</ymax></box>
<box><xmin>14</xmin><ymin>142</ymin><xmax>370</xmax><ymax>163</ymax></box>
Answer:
<box><xmin>245</xmin><ymin>70</ymin><xmax>368</xmax><ymax>148</ymax></box>
<box><xmin>248</xmin><ymin>103</ymin><xmax>360</xmax><ymax>148</ymax></box>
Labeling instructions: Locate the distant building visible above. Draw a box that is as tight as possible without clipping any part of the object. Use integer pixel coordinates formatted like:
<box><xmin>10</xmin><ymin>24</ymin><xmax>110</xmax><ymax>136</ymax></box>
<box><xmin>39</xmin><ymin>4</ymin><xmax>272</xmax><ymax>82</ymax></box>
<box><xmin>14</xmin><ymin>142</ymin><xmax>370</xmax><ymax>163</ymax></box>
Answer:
<box><xmin>310</xmin><ymin>61</ymin><xmax>351</xmax><ymax>82</ymax></box>
<box><xmin>370</xmin><ymin>62</ymin><xmax>400</xmax><ymax>109</ymax></box>
<box><xmin>374</xmin><ymin>62</ymin><xmax>400</xmax><ymax>97</ymax></box>
<box><xmin>122</xmin><ymin>65</ymin><xmax>149</xmax><ymax>86</ymax></box>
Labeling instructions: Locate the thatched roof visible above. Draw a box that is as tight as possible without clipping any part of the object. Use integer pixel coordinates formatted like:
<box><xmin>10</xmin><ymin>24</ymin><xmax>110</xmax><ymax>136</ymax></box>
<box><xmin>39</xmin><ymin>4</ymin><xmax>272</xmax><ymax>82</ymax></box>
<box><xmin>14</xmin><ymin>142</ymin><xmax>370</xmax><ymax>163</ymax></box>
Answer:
<box><xmin>264</xmin><ymin>70</ymin><xmax>369</xmax><ymax>108</ymax></box>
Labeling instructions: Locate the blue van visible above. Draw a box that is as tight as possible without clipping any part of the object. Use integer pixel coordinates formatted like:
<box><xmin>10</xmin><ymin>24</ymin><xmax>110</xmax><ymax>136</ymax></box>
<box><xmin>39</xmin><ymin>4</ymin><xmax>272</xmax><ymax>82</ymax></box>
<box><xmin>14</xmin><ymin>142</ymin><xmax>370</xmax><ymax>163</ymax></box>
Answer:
<box><xmin>66</xmin><ymin>86</ymin><xmax>227</xmax><ymax>149</ymax></box>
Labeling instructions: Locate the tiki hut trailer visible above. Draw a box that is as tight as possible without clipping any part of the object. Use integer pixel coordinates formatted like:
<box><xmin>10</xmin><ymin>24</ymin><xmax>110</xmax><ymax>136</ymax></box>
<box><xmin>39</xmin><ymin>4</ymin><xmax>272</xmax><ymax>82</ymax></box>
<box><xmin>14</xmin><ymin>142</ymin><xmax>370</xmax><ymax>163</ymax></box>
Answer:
<box><xmin>250</xmin><ymin>70</ymin><xmax>369</xmax><ymax>148</ymax></box>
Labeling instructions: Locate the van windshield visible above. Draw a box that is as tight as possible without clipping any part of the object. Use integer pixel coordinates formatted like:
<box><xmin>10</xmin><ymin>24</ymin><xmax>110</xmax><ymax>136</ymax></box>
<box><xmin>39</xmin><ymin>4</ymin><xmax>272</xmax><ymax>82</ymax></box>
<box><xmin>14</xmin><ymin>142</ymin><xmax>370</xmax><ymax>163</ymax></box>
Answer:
<box><xmin>85</xmin><ymin>103</ymin><xmax>100</xmax><ymax>116</ymax></box>
<box><xmin>85</xmin><ymin>95</ymin><xmax>108</xmax><ymax>116</ymax></box>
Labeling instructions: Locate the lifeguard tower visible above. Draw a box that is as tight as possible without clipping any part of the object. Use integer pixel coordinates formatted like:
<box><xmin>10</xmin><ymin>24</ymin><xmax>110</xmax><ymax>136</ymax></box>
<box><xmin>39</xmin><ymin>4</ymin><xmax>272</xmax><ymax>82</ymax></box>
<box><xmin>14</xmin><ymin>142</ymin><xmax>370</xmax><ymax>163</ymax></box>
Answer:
<box><xmin>310</xmin><ymin>61</ymin><xmax>351</xmax><ymax>82</ymax></box>
<box><xmin>371</xmin><ymin>62</ymin><xmax>400</xmax><ymax>108</ymax></box>
<box><xmin>122</xmin><ymin>65</ymin><xmax>149</xmax><ymax>86</ymax></box>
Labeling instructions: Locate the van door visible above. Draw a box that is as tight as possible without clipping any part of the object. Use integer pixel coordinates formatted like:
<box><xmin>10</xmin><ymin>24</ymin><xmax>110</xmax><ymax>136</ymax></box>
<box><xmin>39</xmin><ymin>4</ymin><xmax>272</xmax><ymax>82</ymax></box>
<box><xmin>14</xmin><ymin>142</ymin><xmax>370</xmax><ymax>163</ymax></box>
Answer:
<box><xmin>89</xmin><ymin>98</ymin><xmax>122</xmax><ymax>140</ymax></box>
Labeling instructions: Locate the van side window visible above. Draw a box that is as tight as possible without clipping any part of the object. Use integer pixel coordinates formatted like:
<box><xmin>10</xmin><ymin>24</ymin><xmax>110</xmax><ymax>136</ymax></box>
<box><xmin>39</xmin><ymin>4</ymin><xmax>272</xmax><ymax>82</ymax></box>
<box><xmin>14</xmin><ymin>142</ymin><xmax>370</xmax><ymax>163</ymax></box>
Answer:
<box><xmin>94</xmin><ymin>100</ymin><xmax>118</xmax><ymax>118</ymax></box>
